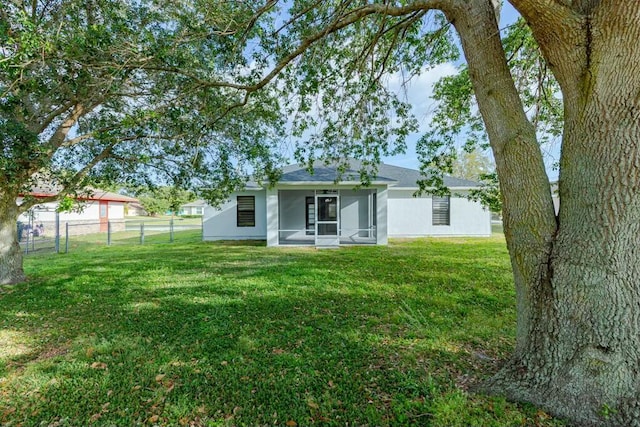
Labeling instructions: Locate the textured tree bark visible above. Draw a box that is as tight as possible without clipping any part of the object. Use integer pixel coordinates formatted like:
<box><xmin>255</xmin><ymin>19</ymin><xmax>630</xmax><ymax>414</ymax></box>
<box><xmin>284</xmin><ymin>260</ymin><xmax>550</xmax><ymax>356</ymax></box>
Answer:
<box><xmin>0</xmin><ymin>198</ymin><xmax>25</xmax><ymax>285</ymax></box>
<box><xmin>452</xmin><ymin>0</ymin><xmax>640</xmax><ymax>425</ymax></box>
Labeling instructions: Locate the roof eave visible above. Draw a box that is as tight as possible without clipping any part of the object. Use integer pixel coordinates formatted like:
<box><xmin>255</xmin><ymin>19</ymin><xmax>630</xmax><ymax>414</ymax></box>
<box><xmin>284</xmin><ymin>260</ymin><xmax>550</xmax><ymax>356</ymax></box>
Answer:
<box><xmin>277</xmin><ymin>180</ymin><xmax>393</xmax><ymax>186</ymax></box>
<box><xmin>389</xmin><ymin>186</ymin><xmax>480</xmax><ymax>191</ymax></box>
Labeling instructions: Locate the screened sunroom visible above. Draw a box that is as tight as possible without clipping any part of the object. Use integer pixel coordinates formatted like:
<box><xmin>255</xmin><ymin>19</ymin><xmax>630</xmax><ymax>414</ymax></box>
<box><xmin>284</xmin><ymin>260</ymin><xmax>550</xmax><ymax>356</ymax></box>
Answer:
<box><xmin>272</xmin><ymin>188</ymin><xmax>383</xmax><ymax>246</ymax></box>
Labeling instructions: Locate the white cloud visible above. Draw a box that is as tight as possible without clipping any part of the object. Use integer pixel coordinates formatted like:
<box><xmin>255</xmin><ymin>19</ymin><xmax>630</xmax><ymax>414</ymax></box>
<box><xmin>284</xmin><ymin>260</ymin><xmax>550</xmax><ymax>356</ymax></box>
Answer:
<box><xmin>383</xmin><ymin>62</ymin><xmax>458</xmax><ymax>169</ymax></box>
<box><xmin>386</xmin><ymin>62</ymin><xmax>458</xmax><ymax>130</ymax></box>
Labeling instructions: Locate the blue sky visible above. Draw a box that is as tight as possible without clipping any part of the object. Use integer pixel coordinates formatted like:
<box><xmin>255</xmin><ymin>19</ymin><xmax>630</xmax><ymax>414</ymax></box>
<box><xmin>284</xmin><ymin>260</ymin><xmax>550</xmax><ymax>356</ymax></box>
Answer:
<box><xmin>383</xmin><ymin>2</ymin><xmax>519</xmax><ymax>170</ymax></box>
<box><xmin>377</xmin><ymin>3</ymin><xmax>560</xmax><ymax>180</ymax></box>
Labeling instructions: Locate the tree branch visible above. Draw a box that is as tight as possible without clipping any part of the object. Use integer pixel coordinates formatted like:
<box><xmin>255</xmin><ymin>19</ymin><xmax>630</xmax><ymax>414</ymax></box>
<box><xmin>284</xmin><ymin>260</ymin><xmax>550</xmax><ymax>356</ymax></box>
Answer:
<box><xmin>508</xmin><ymin>0</ymin><xmax>575</xmax><ymax>25</ymax></box>
<box><xmin>508</xmin><ymin>0</ymin><xmax>585</xmax><ymax>100</ymax></box>
<box><xmin>35</xmin><ymin>100</ymin><xmax>76</xmax><ymax>134</ymax></box>
<box><xmin>46</xmin><ymin>104</ymin><xmax>87</xmax><ymax>149</ymax></box>
<box><xmin>19</xmin><ymin>142</ymin><xmax>118</xmax><ymax>212</ymax></box>
<box><xmin>132</xmin><ymin>0</ymin><xmax>456</xmax><ymax>96</ymax></box>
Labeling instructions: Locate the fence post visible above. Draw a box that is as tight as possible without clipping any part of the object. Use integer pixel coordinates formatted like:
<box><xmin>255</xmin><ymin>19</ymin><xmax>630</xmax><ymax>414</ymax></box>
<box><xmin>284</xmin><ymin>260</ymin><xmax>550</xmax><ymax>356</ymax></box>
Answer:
<box><xmin>107</xmin><ymin>221</ymin><xmax>111</xmax><ymax>246</ymax></box>
<box><xmin>24</xmin><ymin>229</ymin><xmax>29</xmax><ymax>254</ymax></box>
<box><xmin>55</xmin><ymin>212</ymin><xmax>60</xmax><ymax>253</ymax></box>
<box><xmin>170</xmin><ymin>219</ymin><xmax>174</xmax><ymax>243</ymax></box>
<box><xmin>140</xmin><ymin>222</ymin><xmax>145</xmax><ymax>245</ymax></box>
<box><xmin>65</xmin><ymin>223</ymin><xmax>69</xmax><ymax>253</ymax></box>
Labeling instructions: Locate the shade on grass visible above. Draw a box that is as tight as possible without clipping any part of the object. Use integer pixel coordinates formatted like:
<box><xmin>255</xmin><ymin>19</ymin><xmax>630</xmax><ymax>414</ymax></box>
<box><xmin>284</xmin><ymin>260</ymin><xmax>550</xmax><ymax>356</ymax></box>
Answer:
<box><xmin>0</xmin><ymin>231</ymin><xmax>562</xmax><ymax>426</ymax></box>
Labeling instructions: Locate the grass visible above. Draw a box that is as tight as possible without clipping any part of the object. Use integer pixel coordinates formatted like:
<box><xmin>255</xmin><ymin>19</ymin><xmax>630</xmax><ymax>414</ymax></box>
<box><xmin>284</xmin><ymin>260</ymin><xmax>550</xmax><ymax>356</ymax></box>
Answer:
<box><xmin>0</xmin><ymin>232</ymin><xmax>562</xmax><ymax>426</ymax></box>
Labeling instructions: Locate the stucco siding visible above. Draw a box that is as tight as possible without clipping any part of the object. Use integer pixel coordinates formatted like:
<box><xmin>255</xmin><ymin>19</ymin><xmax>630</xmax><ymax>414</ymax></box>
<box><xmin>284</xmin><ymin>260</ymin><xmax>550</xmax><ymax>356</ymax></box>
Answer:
<box><xmin>387</xmin><ymin>189</ymin><xmax>490</xmax><ymax>237</ymax></box>
<box><xmin>108</xmin><ymin>203</ymin><xmax>125</xmax><ymax>220</ymax></box>
<box><xmin>203</xmin><ymin>191</ymin><xmax>267</xmax><ymax>240</ymax></box>
<box><xmin>278</xmin><ymin>190</ymin><xmax>313</xmax><ymax>240</ymax></box>
<box><xmin>340</xmin><ymin>190</ymin><xmax>370</xmax><ymax>237</ymax></box>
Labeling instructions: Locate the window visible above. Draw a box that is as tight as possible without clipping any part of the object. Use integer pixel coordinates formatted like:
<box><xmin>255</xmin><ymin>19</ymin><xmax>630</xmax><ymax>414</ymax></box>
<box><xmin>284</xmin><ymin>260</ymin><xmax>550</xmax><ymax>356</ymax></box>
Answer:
<box><xmin>432</xmin><ymin>196</ymin><xmax>450</xmax><ymax>226</ymax></box>
<box><xmin>237</xmin><ymin>196</ymin><xmax>255</xmax><ymax>227</ymax></box>
<box><xmin>305</xmin><ymin>197</ymin><xmax>315</xmax><ymax>235</ymax></box>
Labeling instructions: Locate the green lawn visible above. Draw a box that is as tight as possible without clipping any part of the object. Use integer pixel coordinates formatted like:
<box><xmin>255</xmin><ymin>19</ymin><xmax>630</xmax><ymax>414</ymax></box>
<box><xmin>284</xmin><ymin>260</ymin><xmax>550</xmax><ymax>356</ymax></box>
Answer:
<box><xmin>0</xmin><ymin>233</ymin><xmax>562</xmax><ymax>426</ymax></box>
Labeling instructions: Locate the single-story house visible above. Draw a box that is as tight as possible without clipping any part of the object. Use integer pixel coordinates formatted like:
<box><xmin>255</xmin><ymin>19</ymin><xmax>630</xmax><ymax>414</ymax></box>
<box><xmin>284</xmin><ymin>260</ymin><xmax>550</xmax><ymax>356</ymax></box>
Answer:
<box><xmin>125</xmin><ymin>201</ymin><xmax>148</xmax><ymax>217</ymax></box>
<box><xmin>178</xmin><ymin>200</ymin><xmax>207</xmax><ymax>216</ymax></box>
<box><xmin>203</xmin><ymin>161</ymin><xmax>491</xmax><ymax>247</ymax></box>
<box><xmin>18</xmin><ymin>188</ymin><xmax>139</xmax><ymax>237</ymax></box>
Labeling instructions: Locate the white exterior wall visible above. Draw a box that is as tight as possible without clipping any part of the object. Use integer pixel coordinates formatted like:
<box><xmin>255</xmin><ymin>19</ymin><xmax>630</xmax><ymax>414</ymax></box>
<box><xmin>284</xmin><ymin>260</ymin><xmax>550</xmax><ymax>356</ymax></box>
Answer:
<box><xmin>62</xmin><ymin>202</ymin><xmax>100</xmax><ymax>221</ymax></box>
<box><xmin>203</xmin><ymin>186</ymin><xmax>489</xmax><ymax>244</ymax></box>
<box><xmin>376</xmin><ymin>188</ymin><xmax>388</xmax><ymax>245</ymax></box>
<box><xmin>108</xmin><ymin>202</ymin><xmax>125</xmax><ymax>220</ymax></box>
<box><xmin>203</xmin><ymin>190</ymin><xmax>267</xmax><ymax>241</ymax></box>
<box><xmin>17</xmin><ymin>200</ymin><xmax>126</xmax><ymax>222</ymax></box>
<box><xmin>387</xmin><ymin>189</ymin><xmax>490</xmax><ymax>237</ymax></box>
<box><xmin>340</xmin><ymin>190</ymin><xmax>370</xmax><ymax>237</ymax></box>
<box><xmin>277</xmin><ymin>190</ymin><xmax>313</xmax><ymax>241</ymax></box>
<box><xmin>266</xmin><ymin>189</ymin><xmax>279</xmax><ymax>246</ymax></box>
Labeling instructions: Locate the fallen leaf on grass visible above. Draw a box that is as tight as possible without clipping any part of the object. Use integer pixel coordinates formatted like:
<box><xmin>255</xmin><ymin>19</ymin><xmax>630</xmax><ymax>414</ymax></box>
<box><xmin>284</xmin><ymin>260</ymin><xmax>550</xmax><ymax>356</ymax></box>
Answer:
<box><xmin>286</xmin><ymin>420</ymin><xmax>297</xmax><ymax>427</ymax></box>
<box><xmin>149</xmin><ymin>414</ymin><xmax>159</xmax><ymax>423</ymax></box>
<box><xmin>155</xmin><ymin>374</ymin><xmax>166</xmax><ymax>382</ymax></box>
<box><xmin>90</xmin><ymin>362</ymin><xmax>107</xmax><ymax>370</ymax></box>
<box><xmin>163</xmin><ymin>380</ymin><xmax>175</xmax><ymax>393</ymax></box>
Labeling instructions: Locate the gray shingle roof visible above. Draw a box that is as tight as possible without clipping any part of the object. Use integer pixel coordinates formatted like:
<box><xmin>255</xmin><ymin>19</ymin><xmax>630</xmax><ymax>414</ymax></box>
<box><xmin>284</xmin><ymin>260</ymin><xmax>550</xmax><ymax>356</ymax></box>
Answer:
<box><xmin>279</xmin><ymin>160</ymin><xmax>480</xmax><ymax>188</ymax></box>
<box><xmin>280</xmin><ymin>164</ymin><xmax>395</xmax><ymax>184</ymax></box>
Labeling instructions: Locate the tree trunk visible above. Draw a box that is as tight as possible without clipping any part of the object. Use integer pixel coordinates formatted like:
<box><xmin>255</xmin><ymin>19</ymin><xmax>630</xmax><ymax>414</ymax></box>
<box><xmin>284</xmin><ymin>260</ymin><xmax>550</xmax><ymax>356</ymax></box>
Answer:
<box><xmin>488</xmin><ymin>108</ymin><xmax>640</xmax><ymax>425</ymax></box>
<box><xmin>491</xmin><ymin>4</ymin><xmax>640</xmax><ymax>425</ymax></box>
<box><xmin>452</xmin><ymin>1</ymin><xmax>640</xmax><ymax>425</ymax></box>
<box><xmin>0</xmin><ymin>199</ymin><xmax>25</xmax><ymax>285</ymax></box>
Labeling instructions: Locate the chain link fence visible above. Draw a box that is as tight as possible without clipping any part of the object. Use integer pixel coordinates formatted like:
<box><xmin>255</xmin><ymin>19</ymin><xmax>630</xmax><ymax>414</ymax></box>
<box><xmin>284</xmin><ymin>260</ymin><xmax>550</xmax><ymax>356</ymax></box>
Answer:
<box><xmin>18</xmin><ymin>207</ymin><xmax>60</xmax><ymax>255</ymax></box>
<box><xmin>18</xmin><ymin>211</ymin><xmax>202</xmax><ymax>256</ymax></box>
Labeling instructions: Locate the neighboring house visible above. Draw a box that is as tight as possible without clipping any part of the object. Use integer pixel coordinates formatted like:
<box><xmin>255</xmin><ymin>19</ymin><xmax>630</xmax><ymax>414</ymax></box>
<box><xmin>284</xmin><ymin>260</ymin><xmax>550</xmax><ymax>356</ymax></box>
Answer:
<box><xmin>17</xmin><ymin>188</ymin><xmax>139</xmax><ymax>237</ymax></box>
<box><xmin>179</xmin><ymin>200</ymin><xmax>207</xmax><ymax>216</ymax></box>
<box><xmin>203</xmin><ymin>161</ymin><xmax>491</xmax><ymax>247</ymax></box>
<box><xmin>126</xmin><ymin>201</ymin><xmax>148</xmax><ymax>217</ymax></box>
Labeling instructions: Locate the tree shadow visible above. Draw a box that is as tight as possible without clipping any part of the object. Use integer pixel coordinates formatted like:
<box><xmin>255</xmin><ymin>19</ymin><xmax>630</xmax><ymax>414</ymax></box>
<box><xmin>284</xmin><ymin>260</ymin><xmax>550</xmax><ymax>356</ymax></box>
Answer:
<box><xmin>0</xmin><ymin>240</ymin><xmax>523</xmax><ymax>426</ymax></box>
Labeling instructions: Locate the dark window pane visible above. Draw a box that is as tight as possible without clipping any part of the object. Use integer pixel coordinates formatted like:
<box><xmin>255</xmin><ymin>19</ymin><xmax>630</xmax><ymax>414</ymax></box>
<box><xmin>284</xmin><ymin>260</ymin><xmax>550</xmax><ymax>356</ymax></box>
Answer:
<box><xmin>318</xmin><ymin>196</ymin><xmax>338</xmax><ymax>221</ymax></box>
<box><xmin>432</xmin><ymin>196</ymin><xmax>450</xmax><ymax>226</ymax></box>
<box><xmin>237</xmin><ymin>196</ymin><xmax>255</xmax><ymax>227</ymax></box>
<box><xmin>317</xmin><ymin>223</ymin><xmax>338</xmax><ymax>235</ymax></box>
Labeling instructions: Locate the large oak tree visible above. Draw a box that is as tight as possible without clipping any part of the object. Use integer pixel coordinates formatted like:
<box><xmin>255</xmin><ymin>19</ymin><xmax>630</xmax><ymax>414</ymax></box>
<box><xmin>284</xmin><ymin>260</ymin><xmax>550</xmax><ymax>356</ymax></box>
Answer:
<box><xmin>0</xmin><ymin>0</ymin><xmax>289</xmax><ymax>284</ymax></box>
<box><xmin>3</xmin><ymin>0</ymin><xmax>640</xmax><ymax>424</ymax></box>
<box><xmin>264</xmin><ymin>2</ymin><xmax>640</xmax><ymax>423</ymax></box>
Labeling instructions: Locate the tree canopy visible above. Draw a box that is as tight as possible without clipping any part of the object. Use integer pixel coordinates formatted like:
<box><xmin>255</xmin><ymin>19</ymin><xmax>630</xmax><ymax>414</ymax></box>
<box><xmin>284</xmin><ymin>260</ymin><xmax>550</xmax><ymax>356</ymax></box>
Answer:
<box><xmin>134</xmin><ymin>186</ymin><xmax>195</xmax><ymax>216</ymax></box>
<box><xmin>1</xmin><ymin>0</ymin><xmax>287</xmax><ymax>212</ymax></box>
